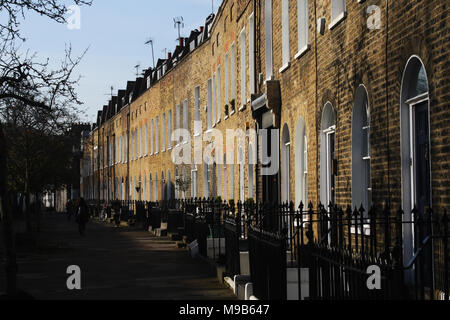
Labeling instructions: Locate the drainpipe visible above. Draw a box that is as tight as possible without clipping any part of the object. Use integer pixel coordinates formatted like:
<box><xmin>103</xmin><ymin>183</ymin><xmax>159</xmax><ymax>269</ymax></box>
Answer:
<box><xmin>385</xmin><ymin>0</ymin><xmax>391</xmax><ymax>209</ymax></box>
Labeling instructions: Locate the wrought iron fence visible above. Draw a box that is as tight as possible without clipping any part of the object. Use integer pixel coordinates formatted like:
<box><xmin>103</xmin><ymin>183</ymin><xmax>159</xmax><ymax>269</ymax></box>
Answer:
<box><xmin>245</xmin><ymin>201</ymin><xmax>449</xmax><ymax>300</ymax></box>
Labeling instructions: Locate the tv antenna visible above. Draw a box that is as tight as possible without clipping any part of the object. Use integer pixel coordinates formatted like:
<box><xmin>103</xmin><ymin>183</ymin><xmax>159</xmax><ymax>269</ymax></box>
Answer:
<box><xmin>103</xmin><ymin>85</ymin><xmax>114</xmax><ymax>98</ymax></box>
<box><xmin>145</xmin><ymin>37</ymin><xmax>155</xmax><ymax>68</ymax></box>
<box><xmin>173</xmin><ymin>16</ymin><xmax>184</xmax><ymax>42</ymax></box>
<box><xmin>134</xmin><ymin>63</ymin><xmax>141</xmax><ymax>77</ymax></box>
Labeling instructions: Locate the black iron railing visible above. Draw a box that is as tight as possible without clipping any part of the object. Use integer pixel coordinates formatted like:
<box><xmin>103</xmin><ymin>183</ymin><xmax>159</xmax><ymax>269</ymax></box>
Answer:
<box><xmin>245</xmin><ymin>201</ymin><xmax>449</xmax><ymax>300</ymax></box>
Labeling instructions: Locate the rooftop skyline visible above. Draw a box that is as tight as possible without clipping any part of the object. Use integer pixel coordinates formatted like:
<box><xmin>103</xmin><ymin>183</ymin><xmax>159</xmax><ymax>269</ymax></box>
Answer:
<box><xmin>18</xmin><ymin>0</ymin><xmax>219</xmax><ymax>121</ymax></box>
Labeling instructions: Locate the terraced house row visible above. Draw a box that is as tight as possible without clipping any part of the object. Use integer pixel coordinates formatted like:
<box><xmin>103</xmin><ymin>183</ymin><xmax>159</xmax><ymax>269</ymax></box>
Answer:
<box><xmin>80</xmin><ymin>0</ymin><xmax>449</xmax><ymax>298</ymax></box>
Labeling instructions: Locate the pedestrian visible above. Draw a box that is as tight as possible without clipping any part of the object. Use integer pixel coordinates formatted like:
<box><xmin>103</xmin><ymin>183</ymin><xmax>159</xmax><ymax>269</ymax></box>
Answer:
<box><xmin>113</xmin><ymin>200</ymin><xmax>121</xmax><ymax>228</ymax></box>
<box><xmin>66</xmin><ymin>199</ymin><xmax>73</xmax><ymax>221</ymax></box>
<box><xmin>76</xmin><ymin>197</ymin><xmax>89</xmax><ymax>236</ymax></box>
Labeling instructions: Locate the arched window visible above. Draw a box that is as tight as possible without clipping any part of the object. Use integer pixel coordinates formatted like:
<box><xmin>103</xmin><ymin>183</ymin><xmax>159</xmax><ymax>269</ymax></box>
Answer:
<box><xmin>400</xmin><ymin>56</ymin><xmax>431</xmax><ymax>278</ymax></box>
<box><xmin>281</xmin><ymin>124</ymin><xmax>291</xmax><ymax>203</ymax></box>
<box><xmin>223</xmin><ymin>153</ymin><xmax>228</xmax><ymax>200</ymax></box>
<box><xmin>239</xmin><ymin>147</ymin><xmax>245</xmax><ymax>201</ymax></box>
<box><xmin>295</xmin><ymin>117</ymin><xmax>308</xmax><ymax>208</ymax></box>
<box><xmin>149</xmin><ymin>174</ymin><xmax>153</xmax><ymax>202</ymax></box>
<box><xmin>352</xmin><ymin>85</ymin><xmax>371</xmax><ymax>212</ymax></box>
<box><xmin>154</xmin><ymin>173</ymin><xmax>158</xmax><ymax>201</ymax></box>
<box><xmin>212</xmin><ymin>162</ymin><xmax>217</xmax><ymax>198</ymax></box>
<box><xmin>191</xmin><ymin>164</ymin><xmax>198</xmax><ymax>198</ymax></box>
<box><xmin>175</xmin><ymin>167</ymin><xmax>179</xmax><ymax>199</ymax></box>
<box><xmin>320</xmin><ymin>102</ymin><xmax>336</xmax><ymax>207</ymax></box>
<box><xmin>161</xmin><ymin>171</ymin><xmax>165</xmax><ymax>201</ymax></box>
<box><xmin>143</xmin><ymin>176</ymin><xmax>147</xmax><ymax>201</ymax></box>
<box><xmin>167</xmin><ymin>170</ymin><xmax>171</xmax><ymax>200</ymax></box>
<box><xmin>203</xmin><ymin>162</ymin><xmax>209</xmax><ymax>198</ymax></box>
<box><xmin>248</xmin><ymin>145</ymin><xmax>254</xmax><ymax>199</ymax></box>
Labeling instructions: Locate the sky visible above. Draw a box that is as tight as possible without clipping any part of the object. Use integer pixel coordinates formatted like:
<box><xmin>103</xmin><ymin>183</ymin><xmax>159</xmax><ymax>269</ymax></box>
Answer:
<box><xmin>18</xmin><ymin>0</ymin><xmax>220</xmax><ymax>122</ymax></box>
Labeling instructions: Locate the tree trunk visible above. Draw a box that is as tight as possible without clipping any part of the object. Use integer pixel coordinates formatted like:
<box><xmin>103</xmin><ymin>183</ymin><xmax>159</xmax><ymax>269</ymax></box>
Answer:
<box><xmin>0</xmin><ymin>122</ymin><xmax>18</xmax><ymax>296</ymax></box>
<box><xmin>25</xmin><ymin>161</ymin><xmax>32</xmax><ymax>234</ymax></box>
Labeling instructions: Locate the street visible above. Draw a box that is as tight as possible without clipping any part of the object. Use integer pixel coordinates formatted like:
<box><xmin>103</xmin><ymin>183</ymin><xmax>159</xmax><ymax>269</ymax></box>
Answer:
<box><xmin>0</xmin><ymin>214</ymin><xmax>235</xmax><ymax>300</ymax></box>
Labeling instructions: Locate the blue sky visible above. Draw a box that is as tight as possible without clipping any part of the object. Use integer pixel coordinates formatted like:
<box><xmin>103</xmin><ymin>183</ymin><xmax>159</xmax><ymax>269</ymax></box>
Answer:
<box><xmin>18</xmin><ymin>0</ymin><xmax>219</xmax><ymax>121</ymax></box>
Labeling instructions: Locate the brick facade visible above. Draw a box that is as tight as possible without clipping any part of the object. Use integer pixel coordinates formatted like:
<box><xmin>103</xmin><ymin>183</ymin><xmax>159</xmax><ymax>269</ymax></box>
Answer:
<box><xmin>81</xmin><ymin>0</ymin><xmax>449</xmax><ymax>219</ymax></box>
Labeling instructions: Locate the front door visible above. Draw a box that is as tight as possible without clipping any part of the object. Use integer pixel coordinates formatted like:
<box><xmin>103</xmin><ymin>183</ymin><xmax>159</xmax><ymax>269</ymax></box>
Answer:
<box><xmin>326</xmin><ymin>131</ymin><xmax>336</xmax><ymax>207</ymax></box>
<box><xmin>413</xmin><ymin>101</ymin><xmax>432</xmax><ymax>286</ymax></box>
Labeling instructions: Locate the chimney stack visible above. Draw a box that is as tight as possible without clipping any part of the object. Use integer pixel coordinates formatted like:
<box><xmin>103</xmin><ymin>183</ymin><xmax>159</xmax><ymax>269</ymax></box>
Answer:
<box><xmin>200</xmin><ymin>26</ymin><xmax>204</xmax><ymax>33</ymax></box>
<box><xmin>168</xmin><ymin>52</ymin><xmax>172</xmax><ymax>60</ymax></box>
<box><xmin>179</xmin><ymin>37</ymin><xmax>183</xmax><ymax>47</ymax></box>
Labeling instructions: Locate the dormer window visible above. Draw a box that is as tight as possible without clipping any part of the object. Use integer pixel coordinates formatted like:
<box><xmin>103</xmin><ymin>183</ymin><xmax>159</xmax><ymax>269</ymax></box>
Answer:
<box><xmin>190</xmin><ymin>40</ymin><xmax>196</xmax><ymax>51</ymax></box>
<box><xmin>147</xmin><ymin>76</ymin><xmax>151</xmax><ymax>89</ymax></box>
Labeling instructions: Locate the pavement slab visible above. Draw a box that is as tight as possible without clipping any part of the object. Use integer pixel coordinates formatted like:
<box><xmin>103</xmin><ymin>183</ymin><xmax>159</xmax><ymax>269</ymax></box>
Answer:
<box><xmin>0</xmin><ymin>214</ymin><xmax>236</xmax><ymax>300</ymax></box>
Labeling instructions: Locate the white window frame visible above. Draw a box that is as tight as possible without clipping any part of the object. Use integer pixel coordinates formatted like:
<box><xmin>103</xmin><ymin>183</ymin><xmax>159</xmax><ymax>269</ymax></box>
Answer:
<box><xmin>240</xmin><ymin>27</ymin><xmax>246</xmax><ymax>110</ymax></box>
<box><xmin>231</xmin><ymin>43</ymin><xmax>236</xmax><ymax>103</ymax></box>
<box><xmin>295</xmin><ymin>0</ymin><xmax>310</xmax><ymax>59</ymax></box>
<box><xmin>329</xmin><ymin>0</ymin><xmax>346</xmax><ymax>30</ymax></box>
<box><xmin>249</xmin><ymin>12</ymin><xmax>255</xmax><ymax>94</ymax></box>
<box><xmin>265</xmin><ymin>0</ymin><xmax>273</xmax><ymax>81</ymax></box>
<box><xmin>280</xmin><ymin>0</ymin><xmax>290</xmax><ymax>73</ymax></box>
<box><xmin>168</xmin><ymin>109</ymin><xmax>173</xmax><ymax>149</ymax></box>
<box><xmin>144</xmin><ymin>124</ymin><xmax>148</xmax><ymax>156</ymax></box>
<box><xmin>155</xmin><ymin>116</ymin><xmax>159</xmax><ymax>154</ymax></box>
<box><xmin>150</xmin><ymin>119</ymin><xmax>154</xmax><ymax>155</ymax></box>
<box><xmin>194</xmin><ymin>86</ymin><xmax>201</xmax><ymax>136</ymax></box>
<box><xmin>183</xmin><ymin>99</ymin><xmax>188</xmax><ymax>136</ymax></box>
<box><xmin>207</xmin><ymin>79</ymin><xmax>213</xmax><ymax>129</ymax></box>
<box><xmin>162</xmin><ymin>113</ymin><xmax>166</xmax><ymax>152</ymax></box>
<box><xmin>217</xmin><ymin>67</ymin><xmax>221</xmax><ymax>122</ymax></box>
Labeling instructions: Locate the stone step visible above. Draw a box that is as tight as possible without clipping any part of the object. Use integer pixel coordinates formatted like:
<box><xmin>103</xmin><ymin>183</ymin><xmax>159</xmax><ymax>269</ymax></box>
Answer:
<box><xmin>176</xmin><ymin>241</ymin><xmax>187</xmax><ymax>249</ymax></box>
<box><xmin>155</xmin><ymin>228</ymin><xmax>168</xmax><ymax>237</ymax></box>
<box><xmin>169</xmin><ymin>233</ymin><xmax>182</xmax><ymax>241</ymax></box>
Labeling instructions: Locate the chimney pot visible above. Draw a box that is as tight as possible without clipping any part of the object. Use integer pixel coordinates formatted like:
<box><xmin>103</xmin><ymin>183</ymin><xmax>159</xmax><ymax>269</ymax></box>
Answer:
<box><xmin>200</xmin><ymin>26</ymin><xmax>204</xmax><ymax>32</ymax></box>
<box><xmin>179</xmin><ymin>38</ymin><xmax>183</xmax><ymax>47</ymax></box>
<box><xmin>168</xmin><ymin>52</ymin><xmax>172</xmax><ymax>59</ymax></box>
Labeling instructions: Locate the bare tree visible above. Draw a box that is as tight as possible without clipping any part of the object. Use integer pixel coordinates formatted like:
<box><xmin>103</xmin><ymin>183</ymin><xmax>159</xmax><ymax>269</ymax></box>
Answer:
<box><xmin>0</xmin><ymin>0</ymin><xmax>92</xmax><ymax>297</ymax></box>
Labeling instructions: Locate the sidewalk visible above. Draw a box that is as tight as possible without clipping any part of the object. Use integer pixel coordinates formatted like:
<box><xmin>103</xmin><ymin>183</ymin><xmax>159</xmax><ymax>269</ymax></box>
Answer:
<box><xmin>0</xmin><ymin>214</ymin><xmax>235</xmax><ymax>300</ymax></box>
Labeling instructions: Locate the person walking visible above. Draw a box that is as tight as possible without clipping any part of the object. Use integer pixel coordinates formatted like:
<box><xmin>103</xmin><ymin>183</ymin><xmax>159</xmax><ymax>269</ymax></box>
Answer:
<box><xmin>113</xmin><ymin>200</ymin><xmax>121</xmax><ymax>228</ymax></box>
<box><xmin>66</xmin><ymin>200</ymin><xmax>74</xmax><ymax>221</ymax></box>
<box><xmin>76</xmin><ymin>197</ymin><xmax>89</xmax><ymax>236</ymax></box>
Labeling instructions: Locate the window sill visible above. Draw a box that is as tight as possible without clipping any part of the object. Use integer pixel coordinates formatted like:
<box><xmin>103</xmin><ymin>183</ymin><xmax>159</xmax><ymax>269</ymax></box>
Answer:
<box><xmin>328</xmin><ymin>12</ymin><xmax>347</xmax><ymax>30</ymax></box>
<box><xmin>295</xmin><ymin>44</ymin><xmax>311</xmax><ymax>60</ymax></box>
<box><xmin>239</xmin><ymin>104</ymin><xmax>246</xmax><ymax>112</ymax></box>
<box><xmin>193</xmin><ymin>133</ymin><xmax>201</xmax><ymax>138</ymax></box>
<box><xmin>216</xmin><ymin>118</ymin><xmax>221</xmax><ymax>124</ymax></box>
<box><xmin>229</xmin><ymin>110</ymin><xmax>236</xmax><ymax>116</ymax></box>
<box><xmin>279</xmin><ymin>62</ymin><xmax>291</xmax><ymax>74</ymax></box>
<box><xmin>224</xmin><ymin>115</ymin><xmax>229</xmax><ymax>120</ymax></box>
